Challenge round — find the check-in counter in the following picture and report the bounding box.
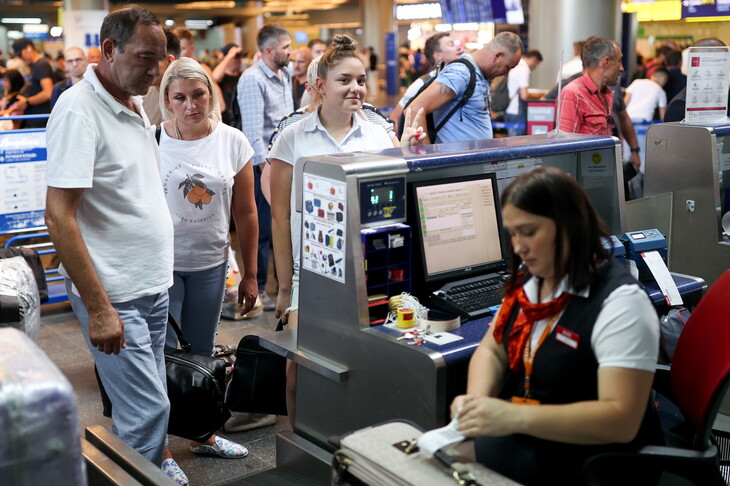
[259,133,627,473]
[259,132,713,481]
[629,122,730,286]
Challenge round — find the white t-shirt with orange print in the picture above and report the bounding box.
[159,121,254,272]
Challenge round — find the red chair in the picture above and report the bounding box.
[585,270,730,485]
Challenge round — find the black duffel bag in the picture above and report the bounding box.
[165,314,231,442]
[97,314,230,443]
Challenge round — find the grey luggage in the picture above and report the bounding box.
[0,328,86,485]
[0,255,41,339]
[332,420,520,486]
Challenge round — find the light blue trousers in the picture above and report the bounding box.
[67,281,170,465]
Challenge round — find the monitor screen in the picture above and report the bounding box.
[438,0,524,24]
[411,172,506,283]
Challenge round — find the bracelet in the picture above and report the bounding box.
[630,146,640,153]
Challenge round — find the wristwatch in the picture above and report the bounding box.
[630,146,640,153]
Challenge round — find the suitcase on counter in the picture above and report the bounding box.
[331,420,520,486]
[0,328,86,486]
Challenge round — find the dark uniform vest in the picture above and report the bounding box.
[476,259,662,485]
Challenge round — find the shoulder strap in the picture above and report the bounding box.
[268,108,307,151]
[167,313,192,351]
[429,57,477,142]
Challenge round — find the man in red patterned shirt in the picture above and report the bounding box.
[558,37,624,137]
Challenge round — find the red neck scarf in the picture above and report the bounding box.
[492,282,572,371]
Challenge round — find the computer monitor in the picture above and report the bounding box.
[410,172,507,287]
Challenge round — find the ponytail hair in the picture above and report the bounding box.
[317,34,363,80]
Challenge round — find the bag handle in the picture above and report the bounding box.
[432,449,481,486]
[167,313,192,352]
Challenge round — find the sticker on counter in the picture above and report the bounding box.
[580,151,611,176]
[487,158,543,195]
[302,174,347,283]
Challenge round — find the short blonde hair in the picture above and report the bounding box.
[159,57,220,121]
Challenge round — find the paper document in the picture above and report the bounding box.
[641,251,683,306]
[422,332,463,345]
[417,416,465,455]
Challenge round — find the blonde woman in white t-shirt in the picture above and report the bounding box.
[268,34,424,426]
[157,57,257,484]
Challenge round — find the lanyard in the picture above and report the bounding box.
[521,313,560,398]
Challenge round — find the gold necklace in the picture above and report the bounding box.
[174,119,212,140]
[112,95,127,106]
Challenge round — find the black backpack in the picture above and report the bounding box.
[489,75,512,113]
[398,58,477,142]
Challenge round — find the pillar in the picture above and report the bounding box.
[529,0,622,90]
[241,1,262,52]
[360,0,396,95]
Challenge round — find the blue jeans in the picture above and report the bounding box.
[166,261,227,355]
[67,281,170,465]
[254,164,271,293]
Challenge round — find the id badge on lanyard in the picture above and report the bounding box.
[511,314,561,405]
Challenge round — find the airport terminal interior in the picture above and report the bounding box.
[2,0,730,484]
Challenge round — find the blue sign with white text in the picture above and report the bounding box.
[0,130,48,233]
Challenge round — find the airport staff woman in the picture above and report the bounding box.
[451,167,662,485]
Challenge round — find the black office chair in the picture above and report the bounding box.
[584,270,730,485]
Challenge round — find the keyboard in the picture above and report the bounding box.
[429,273,506,320]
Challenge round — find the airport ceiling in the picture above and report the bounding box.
[0,0,361,29]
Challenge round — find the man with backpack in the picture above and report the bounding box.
[406,31,523,144]
[389,32,463,129]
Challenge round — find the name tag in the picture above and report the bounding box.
[554,325,580,349]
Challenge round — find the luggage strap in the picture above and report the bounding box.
[451,463,479,486]
[433,448,481,486]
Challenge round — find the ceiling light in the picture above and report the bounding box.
[176,1,235,9]
[50,26,63,37]
[452,22,479,31]
[2,18,42,24]
[24,24,49,33]
[185,19,214,29]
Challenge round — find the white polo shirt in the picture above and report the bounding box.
[506,58,531,115]
[522,275,659,372]
[625,78,667,122]
[268,110,394,268]
[46,65,174,303]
